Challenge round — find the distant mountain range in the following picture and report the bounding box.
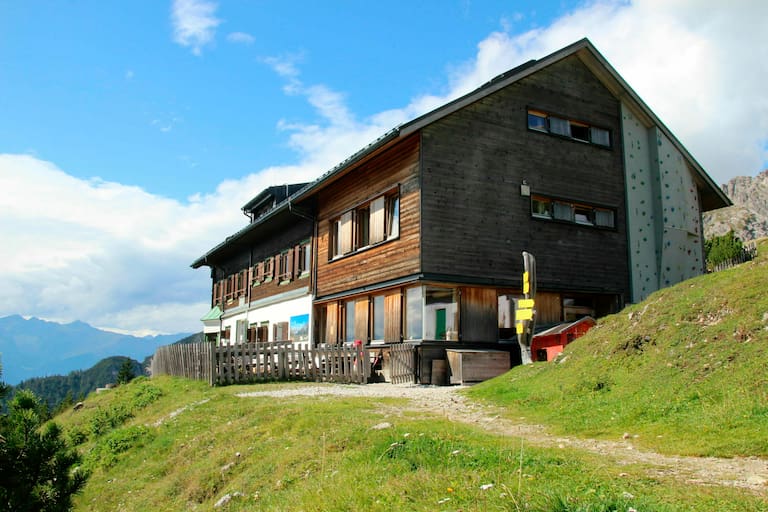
[0,315,191,385]
[704,170,768,242]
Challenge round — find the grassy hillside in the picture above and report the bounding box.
[469,239,768,457]
[50,245,768,510]
[55,377,764,511]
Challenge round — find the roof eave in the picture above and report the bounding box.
[190,201,291,269]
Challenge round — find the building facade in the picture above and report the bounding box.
[192,39,729,380]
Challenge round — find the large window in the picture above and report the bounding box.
[531,195,615,229]
[330,190,400,259]
[404,286,423,340]
[424,287,458,341]
[344,300,356,344]
[527,109,611,148]
[371,295,385,343]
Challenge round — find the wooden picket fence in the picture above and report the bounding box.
[709,241,758,272]
[150,341,401,386]
[389,343,416,384]
[150,342,213,382]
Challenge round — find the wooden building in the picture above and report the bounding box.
[192,39,730,383]
[192,184,314,346]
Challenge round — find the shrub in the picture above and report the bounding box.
[705,230,749,269]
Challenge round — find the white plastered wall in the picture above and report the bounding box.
[621,103,704,302]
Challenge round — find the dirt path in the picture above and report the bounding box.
[237,383,768,495]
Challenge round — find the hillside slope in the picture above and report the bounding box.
[469,238,768,457]
[54,378,766,511]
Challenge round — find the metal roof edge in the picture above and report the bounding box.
[289,128,401,203]
[190,200,292,269]
[399,38,592,137]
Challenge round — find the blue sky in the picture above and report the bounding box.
[1,1,570,200]
[1,1,766,335]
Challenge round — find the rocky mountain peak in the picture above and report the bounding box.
[704,170,768,241]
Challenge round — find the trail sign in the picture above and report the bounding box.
[516,252,537,364]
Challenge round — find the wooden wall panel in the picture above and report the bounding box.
[355,298,369,342]
[325,302,338,345]
[535,292,562,325]
[420,55,629,301]
[315,135,422,297]
[460,287,498,341]
[384,290,402,343]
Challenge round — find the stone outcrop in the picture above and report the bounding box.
[704,170,768,241]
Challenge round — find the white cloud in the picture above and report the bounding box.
[227,31,255,45]
[171,0,221,56]
[0,153,326,334]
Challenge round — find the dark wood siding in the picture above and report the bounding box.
[420,55,629,299]
[315,135,421,297]
[460,287,497,341]
[211,218,313,310]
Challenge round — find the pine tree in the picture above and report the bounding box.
[116,359,135,385]
[0,388,88,511]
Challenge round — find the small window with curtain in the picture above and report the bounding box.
[527,109,611,149]
[590,127,611,147]
[553,201,574,222]
[549,116,570,137]
[531,196,552,218]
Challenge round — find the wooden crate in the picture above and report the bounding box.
[446,349,510,385]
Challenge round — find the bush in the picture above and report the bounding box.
[705,230,748,269]
[85,425,152,470]
[89,404,133,437]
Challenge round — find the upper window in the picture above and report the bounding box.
[297,241,311,276]
[330,189,400,259]
[531,194,615,229]
[527,109,611,148]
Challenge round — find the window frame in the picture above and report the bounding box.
[328,187,401,261]
[526,108,612,148]
[530,194,616,230]
[297,240,311,277]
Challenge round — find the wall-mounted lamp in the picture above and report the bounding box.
[520,179,530,197]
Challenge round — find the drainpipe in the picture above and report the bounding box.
[246,250,253,340]
[287,197,317,346]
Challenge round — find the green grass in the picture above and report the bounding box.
[56,377,766,511]
[468,239,768,457]
[52,241,768,509]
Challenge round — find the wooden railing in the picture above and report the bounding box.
[151,341,383,385]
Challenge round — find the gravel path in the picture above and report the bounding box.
[237,383,768,495]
